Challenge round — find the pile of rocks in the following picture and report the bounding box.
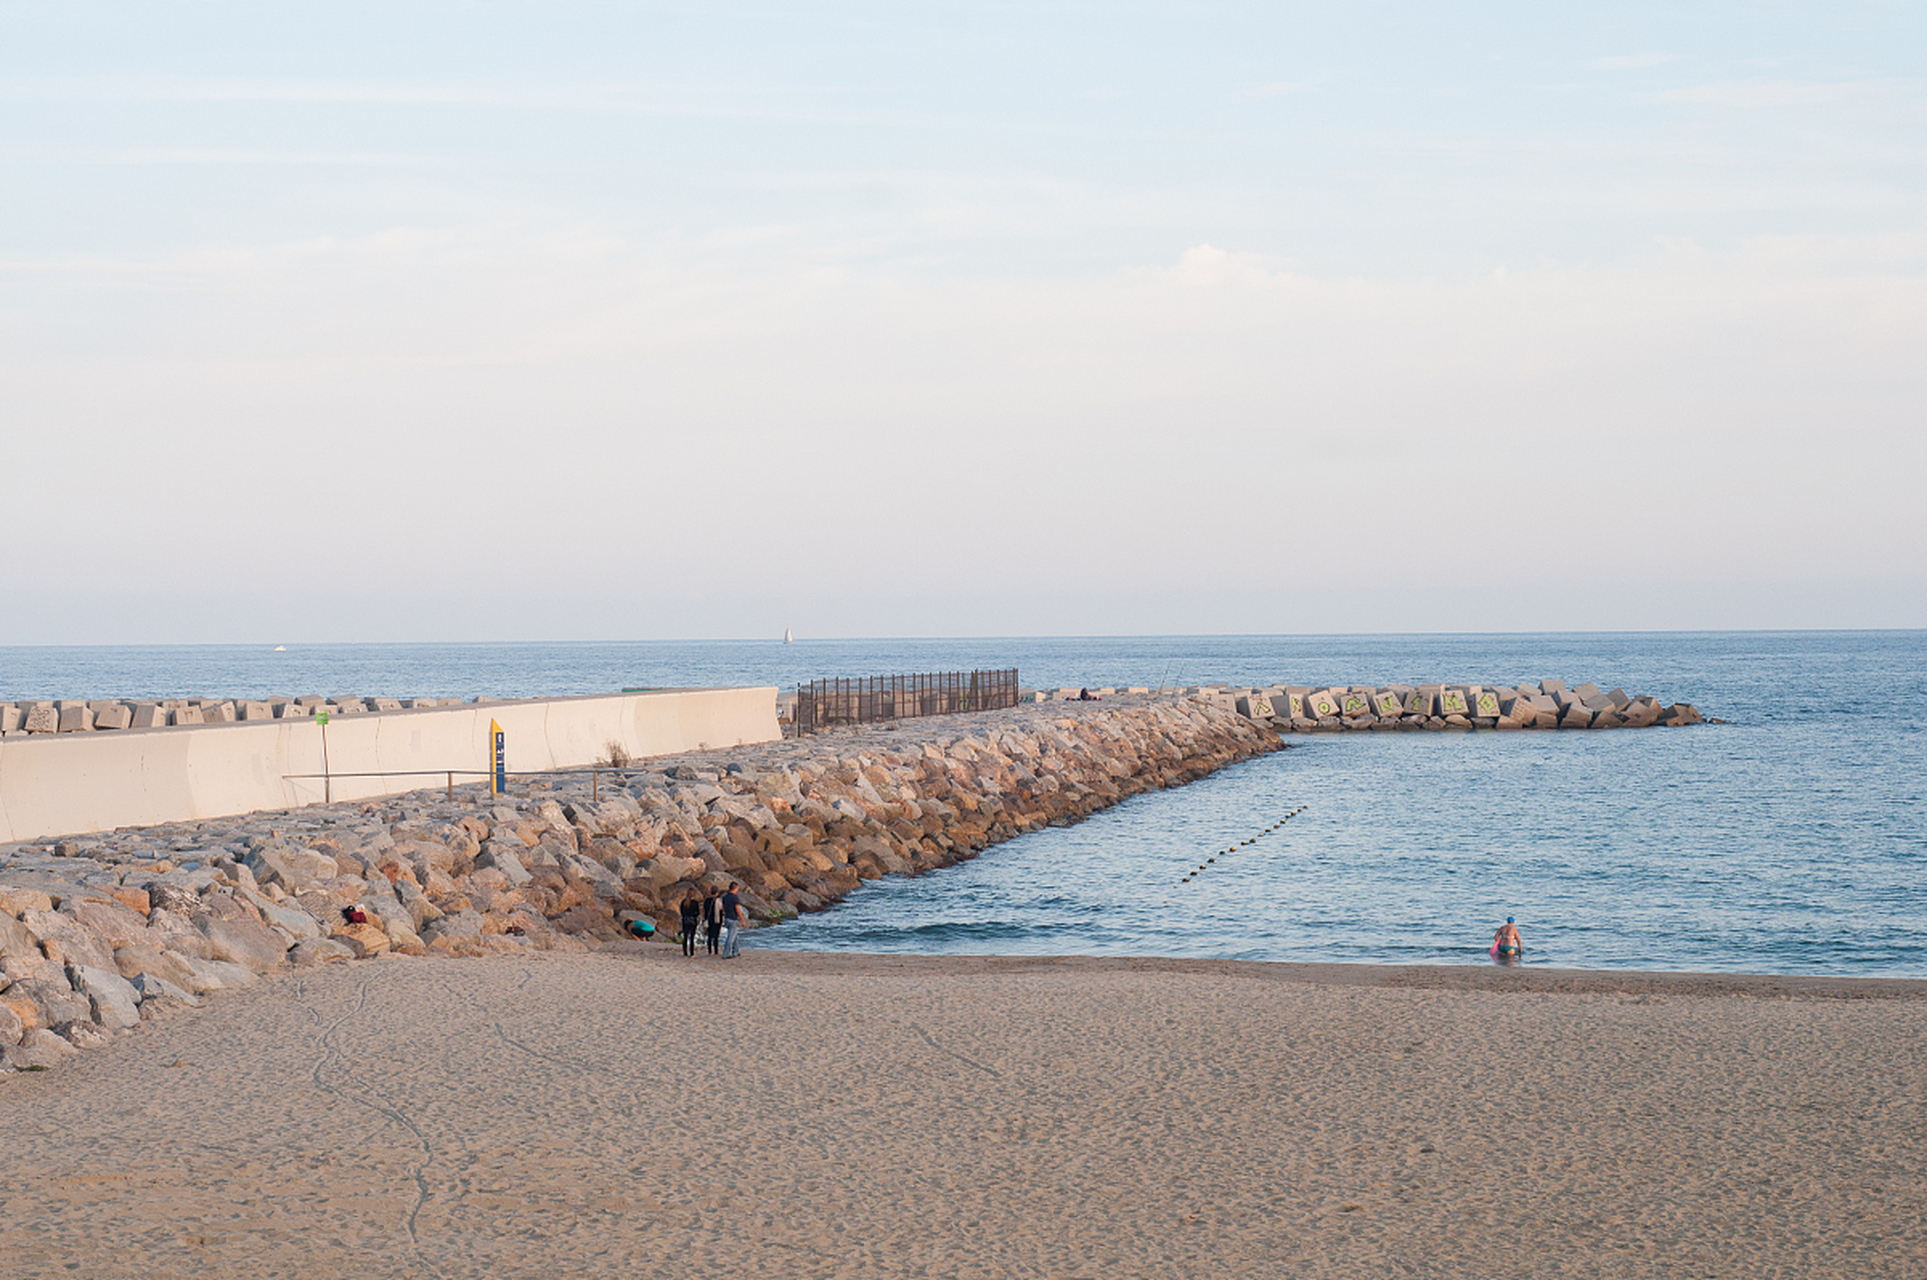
[0,694,1277,1071]
[1211,680,1706,732]
[0,695,475,734]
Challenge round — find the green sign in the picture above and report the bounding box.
[316,711,330,725]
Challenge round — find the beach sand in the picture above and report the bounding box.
[2,950,1922,1279]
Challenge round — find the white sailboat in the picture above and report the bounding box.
[783,626,793,644]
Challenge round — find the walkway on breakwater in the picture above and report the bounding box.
[0,694,1277,1071]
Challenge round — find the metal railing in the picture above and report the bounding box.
[793,668,1019,735]
[283,764,651,803]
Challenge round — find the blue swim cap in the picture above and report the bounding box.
[1506,917,1515,923]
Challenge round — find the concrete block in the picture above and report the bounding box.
[276,702,313,719]
[1437,688,1470,717]
[1539,679,1567,697]
[1405,690,1436,716]
[1606,687,1631,711]
[237,700,275,721]
[296,695,328,707]
[1338,689,1373,718]
[1573,682,1604,702]
[1591,708,1624,729]
[368,697,404,712]
[57,705,94,732]
[1559,704,1594,729]
[1235,695,1274,719]
[23,704,58,734]
[1304,689,1341,718]
[129,704,167,728]
[171,705,206,726]
[1125,687,1150,695]
[92,704,133,730]
[1621,698,1660,728]
[1371,690,1402,717]
[0,703,15,732]
[1471,689,1502,718]
[201,701,236,723]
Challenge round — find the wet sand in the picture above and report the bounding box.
[2,950,1923,1278]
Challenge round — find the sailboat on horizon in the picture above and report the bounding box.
[784,625,793,644]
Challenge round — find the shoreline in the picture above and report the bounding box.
[703,946,1927,999]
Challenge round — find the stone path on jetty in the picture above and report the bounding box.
[0,695,1277,1072]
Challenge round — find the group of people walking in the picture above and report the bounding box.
[678,882,748,958]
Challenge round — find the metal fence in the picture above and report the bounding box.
[793,669,1020,734]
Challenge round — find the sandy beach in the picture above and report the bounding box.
[2,950,1922,1279]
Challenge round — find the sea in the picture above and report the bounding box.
[3,632,1922,978]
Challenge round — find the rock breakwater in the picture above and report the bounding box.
[0,695,1277,1071]
[1212,678,1706,732]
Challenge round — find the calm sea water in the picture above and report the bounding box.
[3,633,1922,976]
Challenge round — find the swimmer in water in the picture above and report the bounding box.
[1493,916,1523,957]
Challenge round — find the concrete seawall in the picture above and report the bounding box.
[0,688,779,844]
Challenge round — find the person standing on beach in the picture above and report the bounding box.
[703,889,724,956]
[720,881,745,958]
[678,892,702,957]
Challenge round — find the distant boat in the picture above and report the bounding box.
[784,626,793,644]
[273,645,286,652]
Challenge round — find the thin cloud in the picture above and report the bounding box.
[1236,79,1320,101]
[1589,53,1678,70]
[1655,81,1858,107]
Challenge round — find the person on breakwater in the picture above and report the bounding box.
[1493,917,1523,960]
[679,892,702,957]
[703,889,724,956]
[721,881,746,958]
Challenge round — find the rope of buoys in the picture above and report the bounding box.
[1181,806,1307,883]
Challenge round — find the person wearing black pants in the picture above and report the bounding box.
[703,890,724,956]
[679,892,702,957]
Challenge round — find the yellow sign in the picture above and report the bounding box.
[490,719,506,794]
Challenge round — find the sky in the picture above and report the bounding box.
[2,1,1923,643]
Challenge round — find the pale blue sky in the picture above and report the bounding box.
[3,2,1923,641]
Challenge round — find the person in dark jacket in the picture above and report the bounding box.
[678,892,702,957]
[703,889,724,956]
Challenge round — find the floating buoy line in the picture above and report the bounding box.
[1181,806,1307,884]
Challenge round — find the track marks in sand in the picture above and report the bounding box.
[300,974,448,1278]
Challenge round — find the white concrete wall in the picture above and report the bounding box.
[0,687,778,843]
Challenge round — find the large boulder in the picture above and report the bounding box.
[330,922,390,958]
[13,978,91,1030]
[236,889,322,943]
[179,956,257,991]
[2,1028,79,1070]
[0,913,40,963]
[475,845,532,886]
[64,898,152,951]
[196,915,288,973]
[245,844,340,892]
[129,972,201,1007]
[288,937,357,967]
[421,910,484,945]
[68,964,142,1029]
[20,909,117,971]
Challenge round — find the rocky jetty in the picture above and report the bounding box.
[1212,679,1707,732]
[0,695,1276,1071]
[0,694,474,734]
